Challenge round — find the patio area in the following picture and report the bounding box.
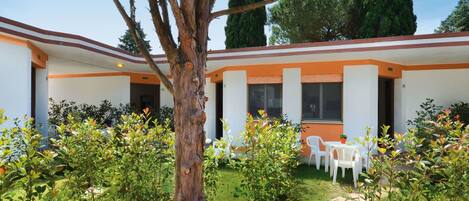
[215,165,358,201]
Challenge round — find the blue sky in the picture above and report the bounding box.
[0,0,460,54]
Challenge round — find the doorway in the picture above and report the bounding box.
[378,78,394,138]
[130,84,160,114]
[215,82,223,140]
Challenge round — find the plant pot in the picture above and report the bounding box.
[340,138,347,144]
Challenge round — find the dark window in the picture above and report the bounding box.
[248,84,282,118]
[302,83,341,121]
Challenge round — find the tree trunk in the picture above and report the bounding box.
[172,55,206,201]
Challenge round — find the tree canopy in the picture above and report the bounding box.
[118,22,152,54]
[269,0,348,45]
[435,0,469,33]
[346,0,417,39]
[225,0,267,48]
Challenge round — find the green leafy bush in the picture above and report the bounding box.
[0,116,58,201]
[48,99,132,128]
[105,113,175,201]
[232,111,301,201]
[361,112,469,200]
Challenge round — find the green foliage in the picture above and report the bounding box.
[155,106,174,131]
[231,111,301,201]
[448,101,469,126]
[203,146,221,201]
[339,133,347,139]
[48,99,132,128]
[0,117,58,201]
[360,114,469,200]
[346,0,417,39]
[105,113,175,201]
[269,0,348,45]
[435,0,469,33]
[117,22,152,54]
[52,116,112,200]
[225,0,267,48]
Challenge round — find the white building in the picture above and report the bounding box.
[1,17,469,154]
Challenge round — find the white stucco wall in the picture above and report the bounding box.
[0,42,31,128]
[204,78,216,140]
[223,70,247,145]
[282,68,302,123]
[401,68,469,130]
[35,68,49,135]
[49,76,130,106]
[160,83,174,108]
[343,65,379,140]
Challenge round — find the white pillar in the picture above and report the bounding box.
[36,68,49,135]
[282,68,302,123]
[343,65,378,140]
[0,42,31,128]
[223,70,247,145]
[160,82,173,108]
[204,78,216,140]
[393,78,405,133]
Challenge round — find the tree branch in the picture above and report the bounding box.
[209,0,276,21]
[148,0,177,59]
[113,0,174,95]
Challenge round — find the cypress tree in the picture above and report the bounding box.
[435,0,469,33]
[118,22,152,54]
[225,0,267,49]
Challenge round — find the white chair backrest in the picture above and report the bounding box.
[331,145,360,162]
[306,136,323,151]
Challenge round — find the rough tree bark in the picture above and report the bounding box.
[113,1,276,200]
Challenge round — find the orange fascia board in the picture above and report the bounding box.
[302,74,342,83]
[48,72,161,85]
[404,63,469,71]
[48,72,129,79]
[0,34,48,68]
[209,59,404,83]
[247,76,282,84]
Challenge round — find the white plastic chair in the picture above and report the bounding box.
[306,136,326,170]
[330,145,361,188]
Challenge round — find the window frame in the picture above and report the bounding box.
[248,83,283,118]
[301,82,342,122]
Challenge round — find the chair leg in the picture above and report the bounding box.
[342,167,345,178]
[315,155,320,170]
[308,153,313,166]
[332,162,338,184]
[352,166,357,188]
[329,158,334,177]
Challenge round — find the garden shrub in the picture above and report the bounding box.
[48,99,132,128]
[232,111,301,201]
[0,116,58,201]
[104,113,175,201]
[361,111,469,200]
[52,116,112,200]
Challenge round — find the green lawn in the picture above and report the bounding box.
[215,164,356,201]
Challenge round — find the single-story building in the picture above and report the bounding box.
[1,17,469,153]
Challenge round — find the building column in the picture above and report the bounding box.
[35,68,49,135]
[282,68,302,123]
[204,78,216,140]
[160,81,174,108]
[343,65,379,140]
[223,70,247,145]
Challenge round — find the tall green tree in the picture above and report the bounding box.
[117,0,151,54]
[346,0,417,39]
[435,0,469,33]
[269,0,348,45]
[225,0,267,48]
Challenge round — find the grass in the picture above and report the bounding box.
[5,165,356,201]
[215,164,356,201]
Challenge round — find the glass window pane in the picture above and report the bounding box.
[266,84,282,118]
[322,83,342,120]
[302,84,320,120]
[248,85,265,117]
